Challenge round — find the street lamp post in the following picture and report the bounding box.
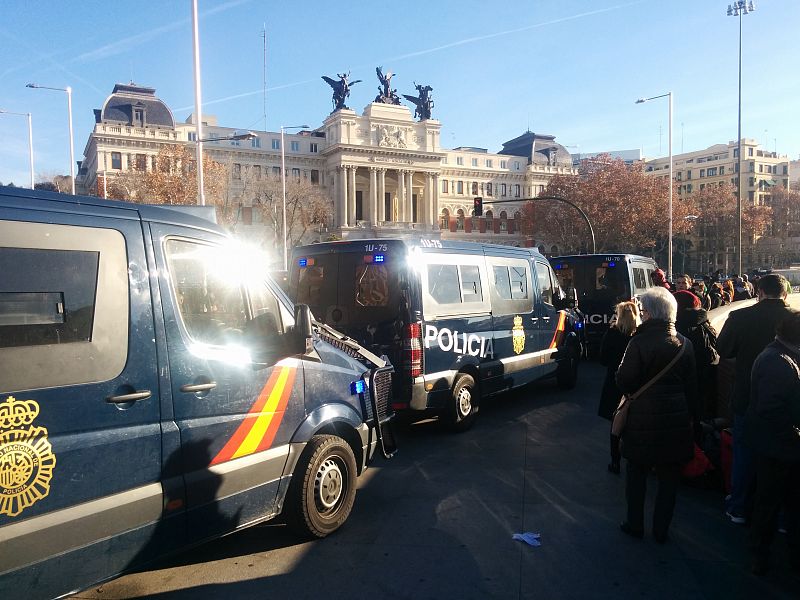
[280,125,309,271]
[0,109,34,189]
[191,0,206,205]
[25,84,73,194]
[636,92,673,281]
[727,1,755,276]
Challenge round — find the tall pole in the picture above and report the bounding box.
[1,109,36,189]
[281,126,287,271]
[66,87,75,194]
[191,0,206,205]
[26,112,34,190]
[736,8,743,276]
[636,92,673,280]
[668,91,673,282]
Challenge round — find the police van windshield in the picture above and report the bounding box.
[291,250,405,348]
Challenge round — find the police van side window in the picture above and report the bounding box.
[427,264,461,304]
[459,265,483,302]
[534,262,554,305]
[632,267,648,294]
[0,220,128,392]
[488,259,532,316]
[166,239,248,345]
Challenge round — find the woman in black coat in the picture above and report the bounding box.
[674,290,719,421]
[598,301,640,473]
[616,287,699,543]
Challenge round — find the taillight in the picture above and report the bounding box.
[404,321,424,378]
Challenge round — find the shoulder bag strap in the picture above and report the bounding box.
[629,340,686,401]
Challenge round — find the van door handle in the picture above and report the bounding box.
[542,316,551,322]
[180,382,217,393]
[530,317,539,323]
[106,390,152,404]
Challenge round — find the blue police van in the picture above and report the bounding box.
[550,253,659,356]
[288,238,582,431]
[0,187,395,599]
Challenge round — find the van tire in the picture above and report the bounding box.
[556,347,579,390]
[445,374,479,432]
[286,434,358,538]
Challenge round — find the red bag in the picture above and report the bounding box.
[682,442,714,478]
[720,428,733,494]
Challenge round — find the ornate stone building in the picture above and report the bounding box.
[77,83,575,249]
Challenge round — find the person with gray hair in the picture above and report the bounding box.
[615,286,699,543]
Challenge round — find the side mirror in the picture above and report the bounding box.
[293,303,314,354]
[560,287,578,309]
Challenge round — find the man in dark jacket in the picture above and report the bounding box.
[746,310,800,575]
[616,287,698,543]
[717,274,793,524]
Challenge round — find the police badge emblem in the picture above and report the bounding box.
[0,396,56,517]
[512,315,525,355]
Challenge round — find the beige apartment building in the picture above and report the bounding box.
[644,141,793,271]
[77,83,575,252]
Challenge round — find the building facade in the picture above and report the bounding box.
[77,84,575,252]
[643,140,793,271]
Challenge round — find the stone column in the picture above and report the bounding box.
[369,167,378,226]
[397,169,405,222]
[406,170,414,222]
[339,166,348,228]
[425,173,434,226]
[432,174,440,228]
[378,168,386,222]
[347,166,357,225]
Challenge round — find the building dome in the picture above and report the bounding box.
[498,131,573,168]
[94,83,175,128]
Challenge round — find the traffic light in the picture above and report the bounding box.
[473,196,483,216]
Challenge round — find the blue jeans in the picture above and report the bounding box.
[727,414,756,518]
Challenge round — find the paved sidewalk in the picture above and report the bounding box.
[75,361,798,599]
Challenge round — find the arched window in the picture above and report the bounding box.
[456,209,465,231]
[485,210,493,220]
[440,208,450,230]
[500,210,508,231]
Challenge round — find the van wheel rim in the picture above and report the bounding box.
[315,457,345,511]
[456,387,472,417]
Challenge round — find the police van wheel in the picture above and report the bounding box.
[287,434,358,538]
[445,374,479,432]
[556,347,579,390]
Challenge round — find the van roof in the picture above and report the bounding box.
[551,253,657,264]
[0,185,223,233]
[295,237,547,258]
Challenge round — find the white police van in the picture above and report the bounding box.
[289,239,582,431]
[0,187,395,599]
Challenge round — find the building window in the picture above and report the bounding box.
[500,160,507,169]
[686,170,692,180]
[442,179,449,194]
[471,158,478,167]
[310,169,319,184]
[720,166,725,175]
[456,181,464,194]
[272,166,281,177]
[232,164,241,180]
[187,132,197,142]
[700,169,705,178]
[749,162,755,172]
[292,168,300,181]
[456,156,464,166]
[471,182,478,195]
[748,147,753,157]
[708,167,717,176]
[133,108,144,127]
[230,139,240,146]
[310,142,318,153]
[251,137,261,148]
[486,182,492,196]
[514,161,520,171]
[111,152,122,170]
[501,183,507,197]
[272,139,280,150]
[290,141,300,152]
[486,159,493,168]
[135,154,147,171]
[514,184,520,198]
[253,165,261,180]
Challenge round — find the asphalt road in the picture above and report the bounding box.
[73,355,799,600]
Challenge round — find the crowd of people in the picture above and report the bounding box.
[596,270,799,577]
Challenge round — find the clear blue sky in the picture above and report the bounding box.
[1,0,798,186]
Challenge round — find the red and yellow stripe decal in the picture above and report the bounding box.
[548,311,568,349]
[210,364,297,466]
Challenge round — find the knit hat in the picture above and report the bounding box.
[650,268,671,290]
[674,290,701,310]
